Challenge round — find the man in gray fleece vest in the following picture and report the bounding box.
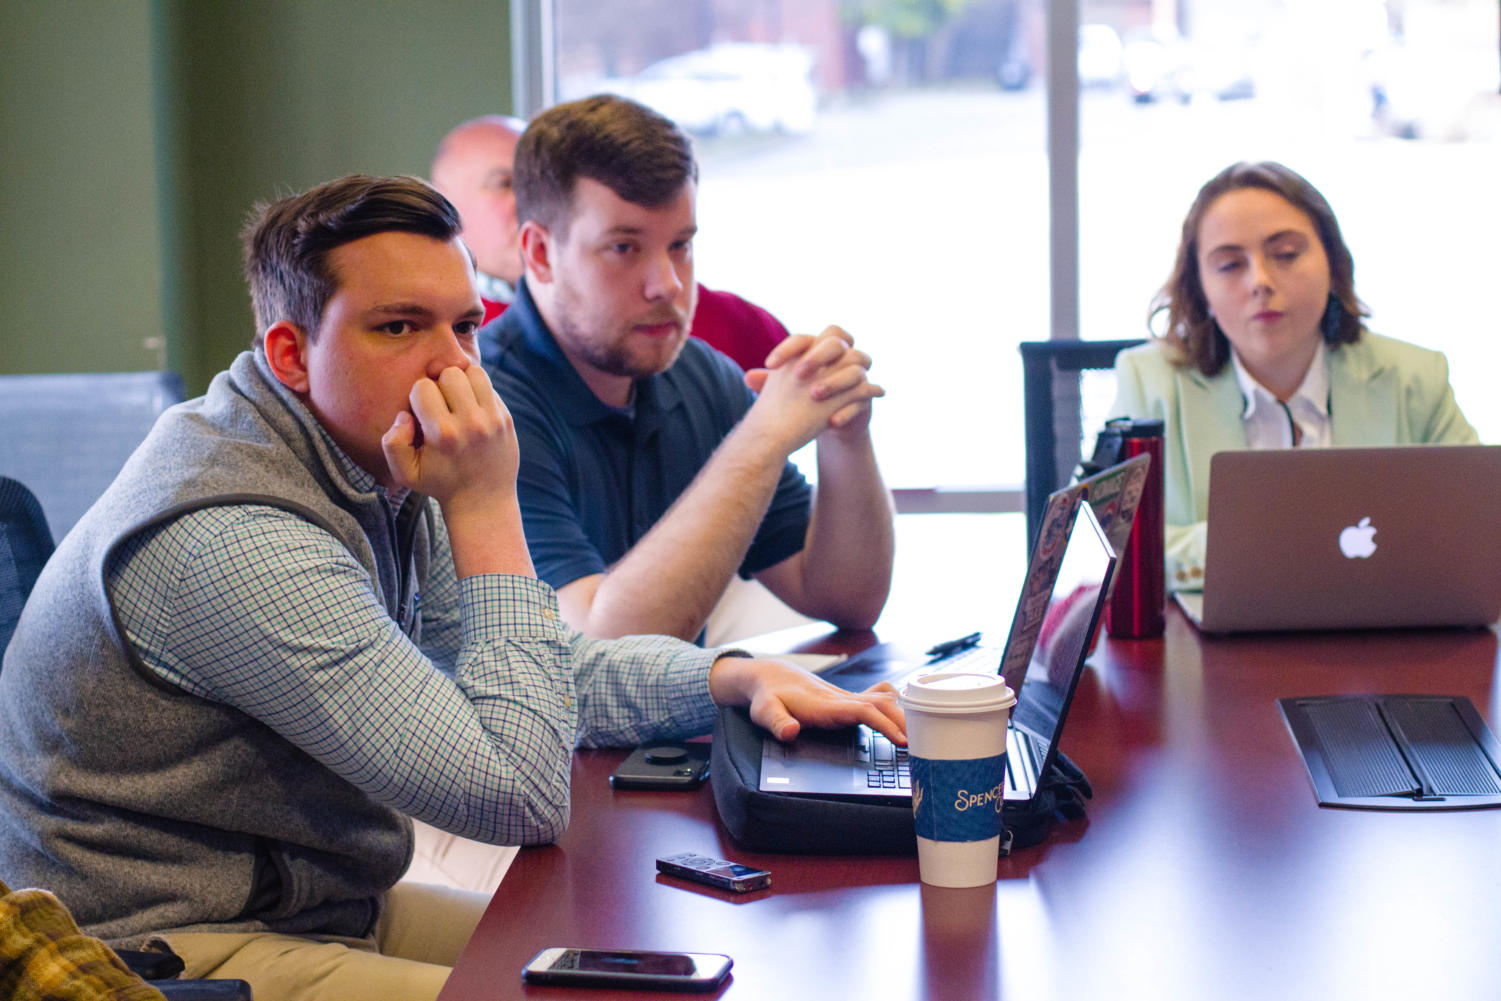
[0,175,906,1000]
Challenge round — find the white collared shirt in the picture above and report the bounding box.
[1232,342,1332,449]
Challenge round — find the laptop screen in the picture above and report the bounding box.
[1008,501,1116,773]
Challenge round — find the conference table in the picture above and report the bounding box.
[437,608,1501,1001]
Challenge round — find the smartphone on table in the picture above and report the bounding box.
[521,947,732,991]
[608,740,711,790]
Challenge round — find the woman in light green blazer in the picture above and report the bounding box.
[1110,161,1477,590]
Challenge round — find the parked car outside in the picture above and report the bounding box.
[598,42,818,137]
[1367,38,1498,140]
[1078,23,1123,90]
[1121,26,1194,103]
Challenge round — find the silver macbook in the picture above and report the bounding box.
[1176,445,1501,633]
[758,495,1117,805]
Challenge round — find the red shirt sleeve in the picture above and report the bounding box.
[689,285,789,372]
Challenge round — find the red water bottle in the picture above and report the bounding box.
[1102,418,1165,639]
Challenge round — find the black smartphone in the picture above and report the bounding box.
[657,852,771,893]
[521,947,732,991]
[609,741,711,790]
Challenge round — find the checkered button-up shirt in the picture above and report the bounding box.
[105,435,721,846]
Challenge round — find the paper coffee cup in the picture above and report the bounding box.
[900,672,1017,888]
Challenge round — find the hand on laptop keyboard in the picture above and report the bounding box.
[708,654,907,745]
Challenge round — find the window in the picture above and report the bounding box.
[525,0,1501,495]
[1079,0,1501,444]
[544,0,1049,499]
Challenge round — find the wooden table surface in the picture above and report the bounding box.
[438,610,1501,1001]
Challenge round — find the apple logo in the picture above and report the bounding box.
[1338,516,1377,559]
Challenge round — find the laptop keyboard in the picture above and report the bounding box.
[862,730,910,789]
[860,645,999,790]
[862,727,1038,795]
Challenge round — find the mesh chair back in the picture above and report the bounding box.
[1019,339,1144,546]
[0,476,55,658]
[0,371,184,543]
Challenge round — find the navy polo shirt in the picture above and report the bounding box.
[479,280,813,594]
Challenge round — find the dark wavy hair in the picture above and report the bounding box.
[513,94,697,239]
[242,174,462,347]
[1149,161,1367,376]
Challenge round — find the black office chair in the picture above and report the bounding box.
[1019,338,1145,547]
[1,475,251,999]
[0,477,54,657]
[0,371,185,543]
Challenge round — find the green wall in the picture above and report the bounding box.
[2,0,512,393]
[1,1,165,374]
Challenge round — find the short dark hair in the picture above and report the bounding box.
[513,95,698,239]
[1149,161,1367,376]
[241,174,462,346]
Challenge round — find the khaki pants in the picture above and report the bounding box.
[166,881,490,1001]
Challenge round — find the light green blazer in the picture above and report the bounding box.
[1109,332,1479,589]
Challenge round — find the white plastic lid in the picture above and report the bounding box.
[900,672,1017,713]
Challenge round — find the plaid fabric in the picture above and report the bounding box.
[0,879,165,1001]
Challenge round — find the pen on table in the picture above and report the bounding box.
[925,631,982,660]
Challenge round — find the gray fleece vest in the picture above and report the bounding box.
[0,351,432,942]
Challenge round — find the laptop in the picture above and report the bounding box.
[758,490,1118,805]
[1175,445,1501,633]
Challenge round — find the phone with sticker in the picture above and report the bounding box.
[609,741,711,790]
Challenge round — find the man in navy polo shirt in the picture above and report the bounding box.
[480,94,894,643]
